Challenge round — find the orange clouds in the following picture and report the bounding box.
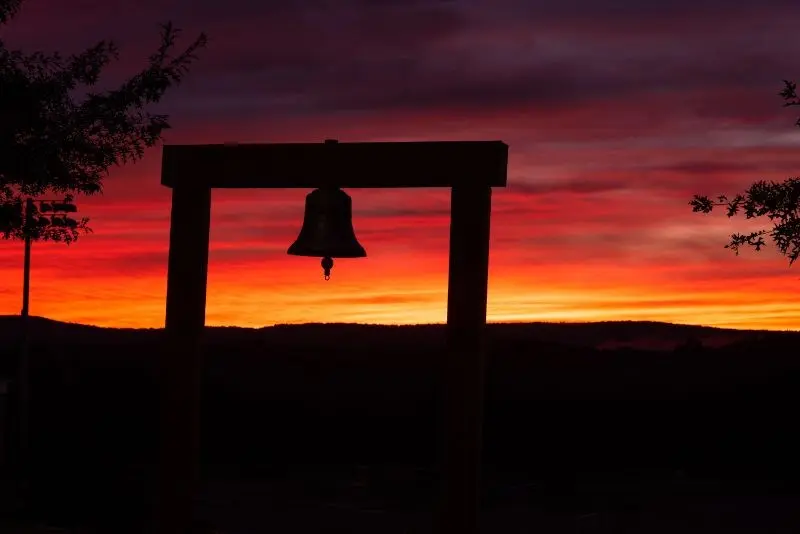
[2,124,800,330]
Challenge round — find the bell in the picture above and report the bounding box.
[288,187,366,280]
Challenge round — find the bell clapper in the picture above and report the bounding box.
[286,183,366,280]
[321,256,334,281]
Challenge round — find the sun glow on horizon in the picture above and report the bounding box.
[2,250,798,331]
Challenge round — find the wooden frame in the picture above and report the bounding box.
[161,140,508,189]
[157,139,509,534]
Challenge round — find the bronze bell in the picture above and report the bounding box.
[287,186,366,280]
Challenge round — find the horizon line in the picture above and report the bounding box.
[2,315,797,334]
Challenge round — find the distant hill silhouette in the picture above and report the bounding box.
[0,315,788,354]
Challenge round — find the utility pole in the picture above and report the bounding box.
[8,197,82,507]
[14,199,33,497]
[14,198,34,493]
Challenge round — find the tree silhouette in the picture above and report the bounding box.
[0,0,207,243]
[690,80,800,265]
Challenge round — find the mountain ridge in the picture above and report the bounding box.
[0,315,795,352]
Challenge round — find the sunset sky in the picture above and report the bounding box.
[2,0,800,330]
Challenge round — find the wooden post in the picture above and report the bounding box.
[440,185,492,534]
[156,140,506,533]
[158,184,212,534]
[21,199,32,317]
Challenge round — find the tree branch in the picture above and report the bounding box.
[0,0,207,242]
[690,178,800,265]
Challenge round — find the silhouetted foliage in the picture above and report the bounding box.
[0,0,207,242]
[780,79,800,127]
[0,0,20,24]
[690,80,800,264]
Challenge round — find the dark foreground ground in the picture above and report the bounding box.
[4,466,800,533]
[191,467,800,534]
[1,320,800,532]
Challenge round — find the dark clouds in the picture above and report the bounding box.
[656,161,767,175]
[8,0,796,121]
[509,177,630,195]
